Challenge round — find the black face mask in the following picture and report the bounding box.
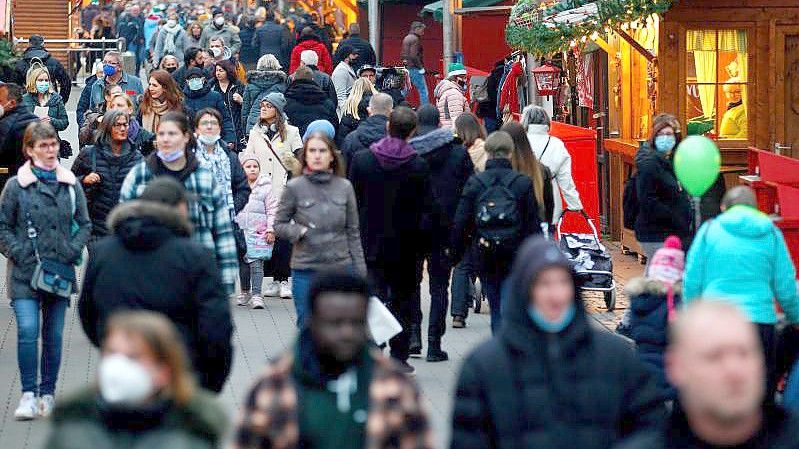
[164,66,177,73]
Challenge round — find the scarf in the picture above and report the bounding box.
[162,23,181,55]
[141,98,170,133]
[195,142,234,215]
[31,165,58,184]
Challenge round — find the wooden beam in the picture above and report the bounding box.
[592,36,613,55]
[613,28,657,62]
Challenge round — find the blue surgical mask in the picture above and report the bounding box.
[654,134,676,154]
[103,63,117,77]
[157,149,185,163]
[35,80,50,94]
[187,77,204,91]
[528,304,576,333]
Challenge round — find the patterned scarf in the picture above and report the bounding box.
[195,142,234,215]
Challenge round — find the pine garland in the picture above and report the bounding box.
[0,38,16,68]
[506,0,673,55]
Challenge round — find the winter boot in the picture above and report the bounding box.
[409,323,422,356]
[426,339,449,362]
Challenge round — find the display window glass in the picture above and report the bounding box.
[685,29,749,140]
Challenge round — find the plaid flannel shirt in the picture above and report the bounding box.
[120,160,238,293]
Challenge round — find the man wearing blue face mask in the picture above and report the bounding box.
[451,237,666,449]
[182,68,237,147]
[89,51,144,111]
[633,113,693,260]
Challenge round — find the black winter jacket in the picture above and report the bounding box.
[634,146,692,242]
[336,94,370,148]
[332,34,376,72]
[211,80,245,147]
[348,141,432,266]
[451,238,666,449]
[410,128,474,241]
[242,69,288,135]
[0,107,38,178]
[341,114,388,166]
[79,200,233,392]
[307,65,338,105]
[71,142,143,237]
[614,406,799,449]
[451,158,541,278]
[283,79,339,137]
[183,83,237,144]
[252,21,292,68]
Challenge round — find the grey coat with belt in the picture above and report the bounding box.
[274,172,366,276]
[0,162,91,299]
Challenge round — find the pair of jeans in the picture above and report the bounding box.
[369,262,417,362]
[407,68,430,105]
[481,275,504,335]
[13,296,69,395]
[127,42,143,75]
[413,246,452,342]
[291,268,316,328]
[451,244,478,318]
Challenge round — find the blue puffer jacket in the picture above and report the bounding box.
[623,277,681,400]
[684,205,799,324]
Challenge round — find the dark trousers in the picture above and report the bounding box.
[482,274,505,335]
[369,261,417,362]
[413,245,452,342]
[451,244,478,318]
[264,237,290,282]
[758,323,777,403]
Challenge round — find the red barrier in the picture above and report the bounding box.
[549,122,599,236]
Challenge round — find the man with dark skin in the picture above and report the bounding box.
[234,271,433,449]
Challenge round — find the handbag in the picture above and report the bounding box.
[245,231,273,260]
[20,188,76,299]
[59,139,73,159]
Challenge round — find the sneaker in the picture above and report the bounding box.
[279,281,292,299]
[396,360,416,375]
[452,316,466,328]
[14,392,37,421]
[235,292,250,307]
[263,281,280,297]
[250,295,265,309]
[39,394,54,418]
[426,348,449,363]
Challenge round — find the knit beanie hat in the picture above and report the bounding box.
[262,92,287,116]
[646,235,685,285]
[239,151,260,167]
[447,62,467,78]
[303,120,336,142]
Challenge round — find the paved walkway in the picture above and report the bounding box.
[0,89,646,448]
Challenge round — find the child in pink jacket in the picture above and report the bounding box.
[236,152,279,309]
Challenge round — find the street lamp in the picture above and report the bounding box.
[531,62,561,97]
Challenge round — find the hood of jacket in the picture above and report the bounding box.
[434,78,462,98]
[410,127,455,156]
[500,237,591,352]
[369,136,417,171]
[625,277,683,315]
[715,204,775,239]
[285,79,327,104]
[246,69,287,90]
[356,114,388,147]
[297,35,323,46]
[108,200,192,250]
[22,46,51,61]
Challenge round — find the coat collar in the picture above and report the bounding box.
[17,161,76,188]
[527,124,549,135]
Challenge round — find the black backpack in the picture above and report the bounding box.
[623,171,638,229]
[474,171,523,256]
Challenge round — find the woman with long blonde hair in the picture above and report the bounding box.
[43,311,228,449]
[21,67,69,133]
[338,77,378,145]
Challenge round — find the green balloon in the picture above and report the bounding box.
[673,136,721,197]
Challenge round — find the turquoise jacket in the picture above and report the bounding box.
[684,205,799,324]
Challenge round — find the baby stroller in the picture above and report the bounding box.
[557,210,616,310]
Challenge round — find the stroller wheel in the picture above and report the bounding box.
[605,289,616,311]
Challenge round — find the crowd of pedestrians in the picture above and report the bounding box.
[1,1,799,449]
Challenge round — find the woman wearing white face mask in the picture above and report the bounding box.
[43,311,227,449]
[120,111,239,295]
[153,13,188,69]
[21,67,69,133]
[0,122,91,420]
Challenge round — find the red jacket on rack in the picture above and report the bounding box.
[499,61,523,117]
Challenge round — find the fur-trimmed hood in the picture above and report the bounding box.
[16,161,76,188]
[246,69,287,88]
[108,200,192,250]
[410,127,456,156]
[624,277,683,298]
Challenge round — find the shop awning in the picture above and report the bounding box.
[421,0,505,22]
[506,0,673,55]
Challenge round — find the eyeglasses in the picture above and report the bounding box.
[199,120,220,126]
[113,122,130,128]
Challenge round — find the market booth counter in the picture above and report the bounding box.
[741,148,799,275]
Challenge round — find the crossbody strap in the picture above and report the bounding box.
[540,136,551,160]
[262,134,289,173]
[19,187,41,263]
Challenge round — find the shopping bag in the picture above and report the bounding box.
[368,296,402,346]
[245,231,273,260]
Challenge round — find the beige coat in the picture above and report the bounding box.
[244,123,303,202]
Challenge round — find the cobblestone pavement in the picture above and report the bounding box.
[0,92,645,448]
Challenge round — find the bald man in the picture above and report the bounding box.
[615,301,799,449]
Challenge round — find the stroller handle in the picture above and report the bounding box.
[556,209,600,243]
